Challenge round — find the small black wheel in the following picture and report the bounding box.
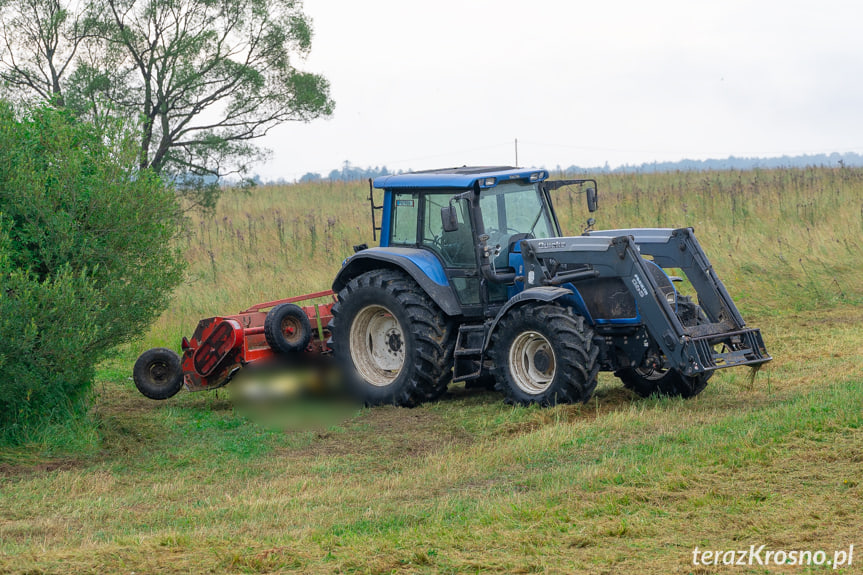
[616,367,711,399]
[489,303,599,406]
[264,303,312,353]
[133,347,184,400]
[331,269,455,407]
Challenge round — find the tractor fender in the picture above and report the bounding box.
[483,286,576,351]
[332,247,462,316]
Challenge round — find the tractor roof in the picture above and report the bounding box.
[373,166,550,190]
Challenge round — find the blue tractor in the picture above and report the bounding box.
[330,166,770,406]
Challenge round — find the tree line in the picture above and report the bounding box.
[557,152,863,176]
[280,153,863,185]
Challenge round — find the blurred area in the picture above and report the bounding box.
[228,360,360,432]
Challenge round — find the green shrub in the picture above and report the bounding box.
[0,103,184,444]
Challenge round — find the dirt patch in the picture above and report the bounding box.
[500,386,637,436]
[291,405,473,461]
[0,457,85,480]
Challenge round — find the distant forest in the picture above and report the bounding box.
[261,152,863,185]
[557,151,863,176]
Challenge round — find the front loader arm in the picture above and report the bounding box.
[588,227,744,329]
[520,229,771,376]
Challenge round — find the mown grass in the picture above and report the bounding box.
[2,166,862,574]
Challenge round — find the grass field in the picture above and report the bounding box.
[1,167,862,574]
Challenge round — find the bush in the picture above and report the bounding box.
[0,103,184,444]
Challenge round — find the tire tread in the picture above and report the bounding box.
[331,269,455,406]
[489,303,599,406]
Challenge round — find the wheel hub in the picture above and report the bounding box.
[349,305,406,387]
[386,330,403,353]
[532,349,551,373]
[281,317,299,342]
[508,330,556,395]
[149,362,170,383]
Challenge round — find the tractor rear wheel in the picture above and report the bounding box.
[331,270,455,407]
[264,303,312,354]
[133,347,184,400]
[615,367,711,399]
[489,303,599,406]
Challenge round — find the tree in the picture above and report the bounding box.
[0,102,185,443]
[0,0,334,207]
[0,0,92,106]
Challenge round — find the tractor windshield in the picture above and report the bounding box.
[479,181,557,243]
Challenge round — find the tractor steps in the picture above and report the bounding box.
[453,324,488,381]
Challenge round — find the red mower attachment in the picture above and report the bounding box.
[133,290,335,400]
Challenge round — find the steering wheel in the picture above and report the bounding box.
[487,227,520,235]
[429,233,463,264]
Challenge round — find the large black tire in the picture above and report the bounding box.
[615,367,711,399]
[616,292,712,399]
[331,269,455,407]
[264,303,312,354]
[133,347,184,400]
[489,303,599,406]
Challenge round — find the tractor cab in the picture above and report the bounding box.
[362,167,596,317]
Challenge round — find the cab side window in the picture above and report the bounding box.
[390,193,419,245]
[422,195,473,267]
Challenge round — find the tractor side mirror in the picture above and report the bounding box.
[441,205,459,232]
[586,187,598,213]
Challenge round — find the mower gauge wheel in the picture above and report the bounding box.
[133,347,184,400]
[264,303,313,354]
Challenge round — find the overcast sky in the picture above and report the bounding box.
[256,0,863,180]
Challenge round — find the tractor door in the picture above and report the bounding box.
[476,181,561,302]
[419,193,485,315]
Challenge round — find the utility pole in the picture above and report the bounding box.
[514,138,518,167]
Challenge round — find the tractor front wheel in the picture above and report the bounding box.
[615,367,711,399]
[331,270,454,407]
[133,347,184,400]
[490,304,599,406]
